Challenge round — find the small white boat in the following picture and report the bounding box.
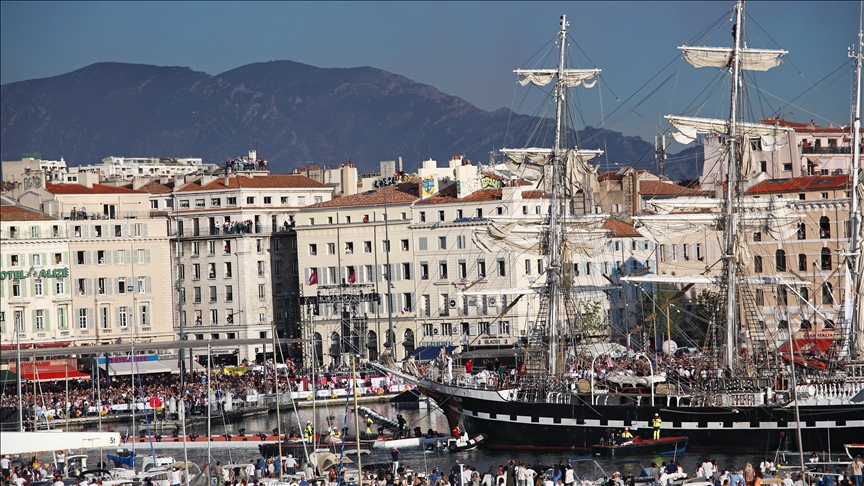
[447,433,486,452]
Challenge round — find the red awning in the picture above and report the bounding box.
[778,339,835,353]
[19,370,91,382]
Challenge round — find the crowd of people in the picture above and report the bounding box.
[225,157,267,172]
[0,360,390,425]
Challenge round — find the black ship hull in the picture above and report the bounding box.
[415,381,864,453]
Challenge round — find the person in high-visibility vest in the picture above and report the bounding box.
[651,414,662,440]
[365,415,373,435]
[303,421,314,442]
[621,429,634,441]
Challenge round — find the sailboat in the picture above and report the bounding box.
[375,4,864,452]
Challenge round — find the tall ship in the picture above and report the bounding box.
[377,2,864,452]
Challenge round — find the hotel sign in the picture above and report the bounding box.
[0,267,69,280]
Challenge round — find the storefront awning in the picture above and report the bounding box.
[163,360,206,374]
[407,345,457,362]
[100,361,171,375]
[21,369,90,382]
[11,361,90,382]
[778,339,836,353]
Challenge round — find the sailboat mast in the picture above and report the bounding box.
[723,0,745,370]
[548,15,569,375]
[847,25,864,360]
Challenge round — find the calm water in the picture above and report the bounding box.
[67,400,842,477]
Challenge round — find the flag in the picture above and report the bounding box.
[401,307,409,315]
[348,269,356,285]
[309,269,318,285]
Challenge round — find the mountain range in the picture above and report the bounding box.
[0,61,701,179]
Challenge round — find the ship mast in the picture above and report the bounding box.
[846,23,864,360]
[722,1,744,370]
[548,15,569,374]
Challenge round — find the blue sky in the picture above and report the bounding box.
[1,1,860,142]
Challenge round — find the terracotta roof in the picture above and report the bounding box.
[522,190,551,199]
[0,205,58,222]
[639,181,707,196]
[306,181,419,209]
[415,185,502,205]
[760,118,860,134]
[46,183,143,195]
[747,175,850,194]
[177,174,328,192]
[602,219,641,237]
[133,180,174,194]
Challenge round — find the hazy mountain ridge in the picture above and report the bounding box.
[1,60,697,177]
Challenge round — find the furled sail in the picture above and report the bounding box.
[472,222,608,258]
[666,115,792,144]
[502,148,602,173]
[516,68,601,87]
[680,46,787,72]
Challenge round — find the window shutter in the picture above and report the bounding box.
[116,307,122,328]
[304,268,309,284]
[124,224,130,237]
[106,251,112,265]
[409,263,414,280]
[143,224,148,237]
[147,277,152,293]
[146,250,151,263]
[44,311,51,331]
[86,279,93,296]
[396,264,402,281]
[126,250,132,264]
[85,252,91,265]
[82,226,89,238]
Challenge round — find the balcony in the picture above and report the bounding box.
[64,211,152,221]
[170,225,293,237]
[801,146,853,155]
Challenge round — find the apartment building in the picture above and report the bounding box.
[170,171,332,362]
[294,181,421,366]
[1,201,73,348]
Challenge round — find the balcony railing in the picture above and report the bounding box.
[170,225,295,237]
[801,146,854,155]
[64,211,153,220]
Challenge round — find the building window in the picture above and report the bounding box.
[208,263,216,278]
[54,252,64,265]
[420,263,429,280]
[12,280,21,297]
[137,276,146,293]
[225,262,232,278]
[820,216,831,238]
[345,242,354,254]
[309,244,317,256]
[525,259,531,275]
[264,196,272,204]
[226,309,234,324]
[439,262,448,279]
[34,279,43,296]
[258,261,265,276]
[775,250,786,272]
[821,248,832,270]
[438,210,445,222]
[419,211,426,222]
[210,309,219,326]
[402,262,411,280]
[755,289,764,306]
[822,282,834,304]
[438,237,447,250]
[423,323,434,337]
[78,309,88,329]
[55,278,65,295]
[383,240,390,252]
[456,235,466,249]
[118,278,126,294]
[225,285,233,302]
[478,260,486,278]
[458,261,467,279]
[209,286,217,302]
[754,256,763,273]
[777,286,787,306]
[194,287,202,303]
[328,243,336,255]
[246,197,255,204]
[193,263,201,279]
[798,254,807,271]
[140,305,149,326]
[35,310,44,330]
[298,196,306,205]
[179,200,190,209]
[498,259,506,276]
[118,307,128,328]
[100,307,109,329]
[401,239,409,251]
[57,308,66,329]
[258,284,266,299]
[314,196,323,204]
[227,197,237,206]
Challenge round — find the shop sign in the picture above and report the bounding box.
[0,267,69,280]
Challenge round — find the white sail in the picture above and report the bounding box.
[516,68,601,87]
[680,46,787,71]
[473,222,608,257]
[666,115,792,143]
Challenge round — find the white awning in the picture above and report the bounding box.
[101,361,172,375]
[163,360,206,374]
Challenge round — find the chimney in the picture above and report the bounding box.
[398,156,403,173]
[132,177,150,190]
[341,164,358,196]
[201,174,219,186]
[454,165,479,198]
[248,149,257,162]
